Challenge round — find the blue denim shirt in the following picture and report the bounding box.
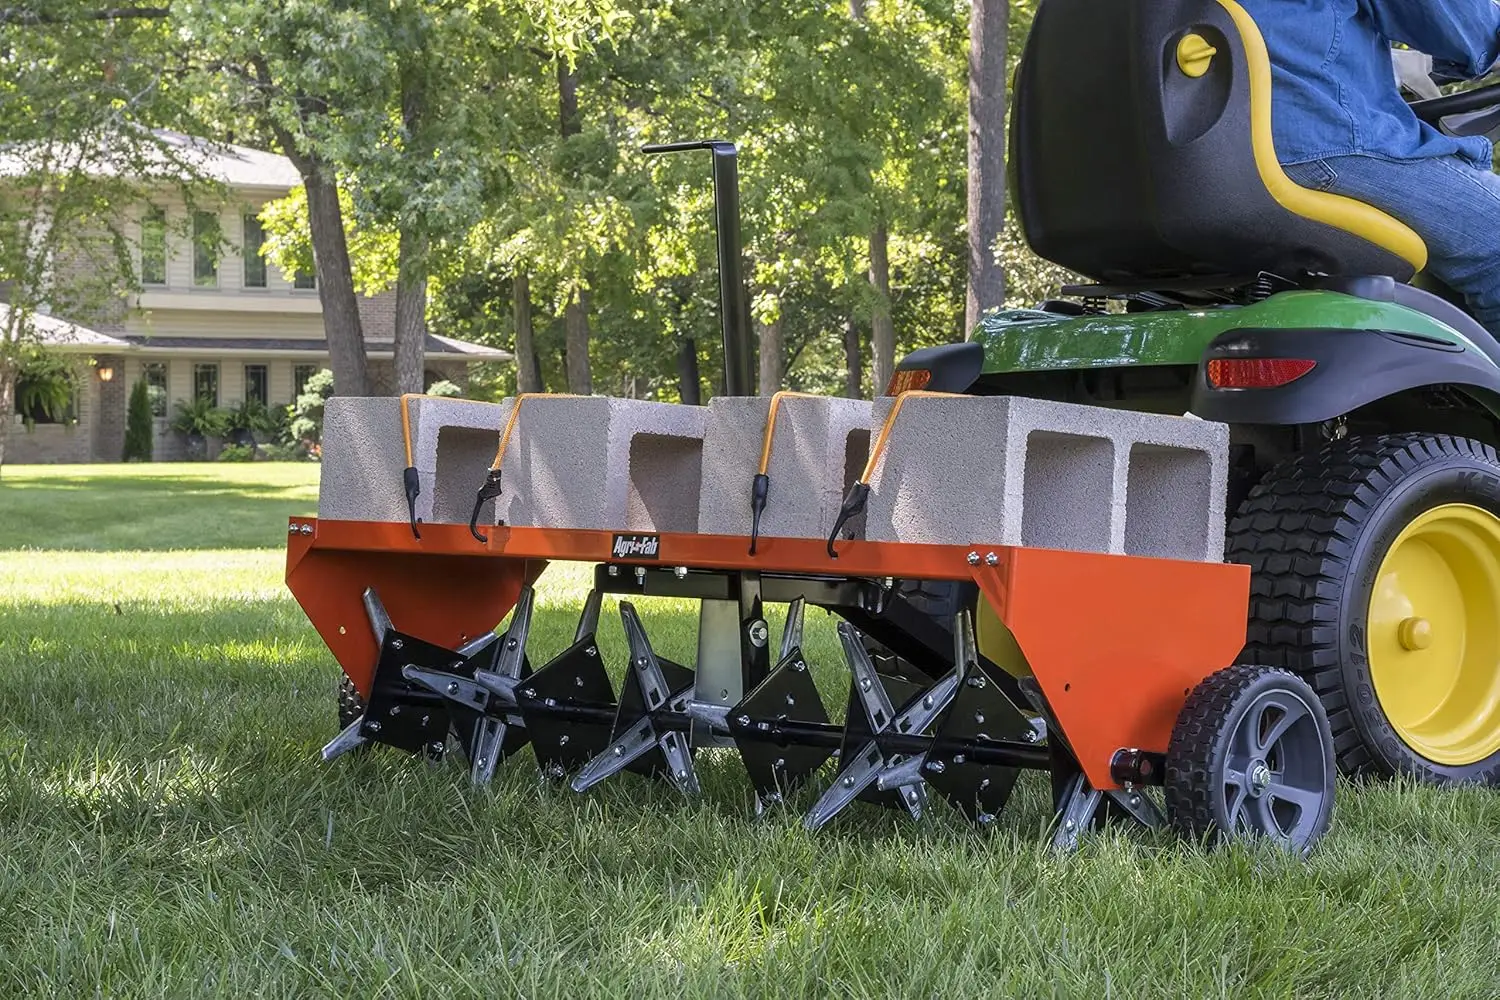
[1241,0,1500,167]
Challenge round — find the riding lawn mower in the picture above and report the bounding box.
[285,0,1500,856]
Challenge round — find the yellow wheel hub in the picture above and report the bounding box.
[1368,503,1500,766]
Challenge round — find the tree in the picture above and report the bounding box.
[966,0,1009,333]
[122,378,153,461]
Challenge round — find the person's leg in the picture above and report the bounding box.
[1285,154,1500,334]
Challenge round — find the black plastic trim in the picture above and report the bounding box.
[1190,327,1500,425]
[890,342,984,394]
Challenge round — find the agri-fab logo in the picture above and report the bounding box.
[611,533,661,560]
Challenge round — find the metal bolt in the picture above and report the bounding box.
[421,715,430,726]
[447,682,459,695]
[966,551,981,565]
[923,695,934,709]
[737,714,752,727]
[967,675,987,689]
[792,660,806,672]
[1023,729,1040,743]
[636,656,649,670]
[559,734,570,745]
[774,758,786,769]
[906,789,918,803]
[977,813,996,826]
[785,694,796,706]
[953,754,966,764]
[634,566,647,582]
[367,720,382,733]
[428,742,445,756]
[586,646,597,658]
[613,746,624,757]
[974,712,985,725]
[927,760,946,774]
[300,524,313,535]
[748,620,769,647]
[288,524,298,535]
[391,639,404,650]
[506,638,518,650]
[390,705,402,716]
[985,552,998,566]
[607,565,620,577]
[676,770,688,781]
[1129,795,1140,807]
[575,676,585,688]
[674,566,688,579]
[477,758,487,768]
[860,677,872,692]
[522,688,536,700]
[451,661,463,670]
[978,777,990,790]
[1065,819,1076,831]
[842,776,855,788]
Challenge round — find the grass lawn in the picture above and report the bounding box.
[3,463,1500,997]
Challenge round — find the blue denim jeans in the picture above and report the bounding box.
[1284,154,1500,336]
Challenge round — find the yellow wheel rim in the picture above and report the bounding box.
[1368,503,1500,766]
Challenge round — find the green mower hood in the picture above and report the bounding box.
[973,290,1490,375]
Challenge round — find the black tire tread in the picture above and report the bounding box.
[1226,432,1500,783]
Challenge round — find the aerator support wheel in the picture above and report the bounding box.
[1230,434,1500,784]
[1166,664,1336,852]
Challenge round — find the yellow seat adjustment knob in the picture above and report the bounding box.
[1398,616,1433,652]
[1177,33,1218,78]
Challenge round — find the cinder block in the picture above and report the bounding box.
[491,397,707,532]
[317,395,511,525]
[864,396,1228,561]
[696,396,873,539]
[317,396,409,523]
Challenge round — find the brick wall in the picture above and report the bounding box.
[357,291,397,341]
[4,357,96,464]
[91,353,127,461]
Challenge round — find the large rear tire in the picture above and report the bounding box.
[1228,433,1500,785]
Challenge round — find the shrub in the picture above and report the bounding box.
[216,443,257,462]
[287,368,334,448]
[262,441,310,462]
[426,379,462,398]
[122,379,154,462]
[170,397,232,439]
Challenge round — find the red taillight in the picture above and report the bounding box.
[1206,358,1316,389]
[886,368,932,395]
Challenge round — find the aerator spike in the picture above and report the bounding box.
[574,589,603,644]
[463,585,535,784]
[362,588,393,648]
[321,715,368,762]
[780,598,805,661]
[571,602,700,795]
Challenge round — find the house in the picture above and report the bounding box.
[5,131,509,463]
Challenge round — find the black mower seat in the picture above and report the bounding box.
[1012,0,1428,284]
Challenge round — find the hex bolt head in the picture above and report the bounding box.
[906,789,918,803]
[792,660,806,672]
[1065,819,1076,831]
[923,695,934,709]
[367,720,382,733]
[446,682,459,695]
[842,776,855,788]
[299,524,313,535]
[774,758,786,769]
[389,705,402,716]
[974,712,986,725]
[506,638,518,650]
[613,746,624,756]
[635,656,649,670]
[477,757,487,768]
[634,566,647,582]
[927,760,946,774]
[585,646,598,658]
[985,552,998,566]
[675,770,688,781]
[607,565,620,577]
[674,566,688,579]
[737,714,752,727]
[287,524,298,535]
[966,551,981,565]
[785,694,796,706]
[391,639,404,650]
[748,620,769,647]
[559,734,570,745]
[860,677,872,692]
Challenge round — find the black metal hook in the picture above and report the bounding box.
[825,482,870,558]
[469,468,504,543]
[403,466,422,540]
[748,473,769,555]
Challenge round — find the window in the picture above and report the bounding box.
[293,364,319,399]
[293,267,316,290]
[244,364,268,405]
[193,211,220,287]
[141,206,166,286]
[142,362,168,418]
[242,215,267,288]
[193,363,219,406]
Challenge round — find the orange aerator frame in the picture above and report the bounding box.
[286,519,1249,791]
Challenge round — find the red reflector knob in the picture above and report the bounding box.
[885,368,932,395]
[1206,357,1316,389]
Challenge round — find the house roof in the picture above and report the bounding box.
[0,129,301,192]
[5,303,512,362]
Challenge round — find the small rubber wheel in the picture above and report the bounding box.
[1166,664,1336,853]
[1229,434,1500,784]
[337,674,366,731]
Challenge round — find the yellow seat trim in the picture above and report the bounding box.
[1215,0,1429,272]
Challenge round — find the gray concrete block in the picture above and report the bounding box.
[491,397,707,532]
[317,396,410,523]
[864,396,1228,561]
[696,395,873,539]
[412,397,511,525]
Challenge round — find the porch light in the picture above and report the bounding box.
[97,365,115,383]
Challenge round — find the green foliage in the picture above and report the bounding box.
[425,379,462,398]
[170,397,231,440]
[13,351,77,428]
[226,398,284,438]
[288,369,336,447]
[215,443,258,462]
[122,379,154,463]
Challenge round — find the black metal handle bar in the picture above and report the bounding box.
[1409,80,1500,124]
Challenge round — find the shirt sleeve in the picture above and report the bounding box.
[1369,0,1500,77]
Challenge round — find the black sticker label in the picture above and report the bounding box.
[610,533,661,560]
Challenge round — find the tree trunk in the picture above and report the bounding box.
[842,320,862,399]
[677,338,702,405]
[868,222,895,394]
[393,227,428,395]
[512,273,543,394]
[392,62,429,396]
[564,290,593,395]
[302,162,369,397]
[965,0,1009,334]
[0,361,14,472]
[756,300,783,396]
